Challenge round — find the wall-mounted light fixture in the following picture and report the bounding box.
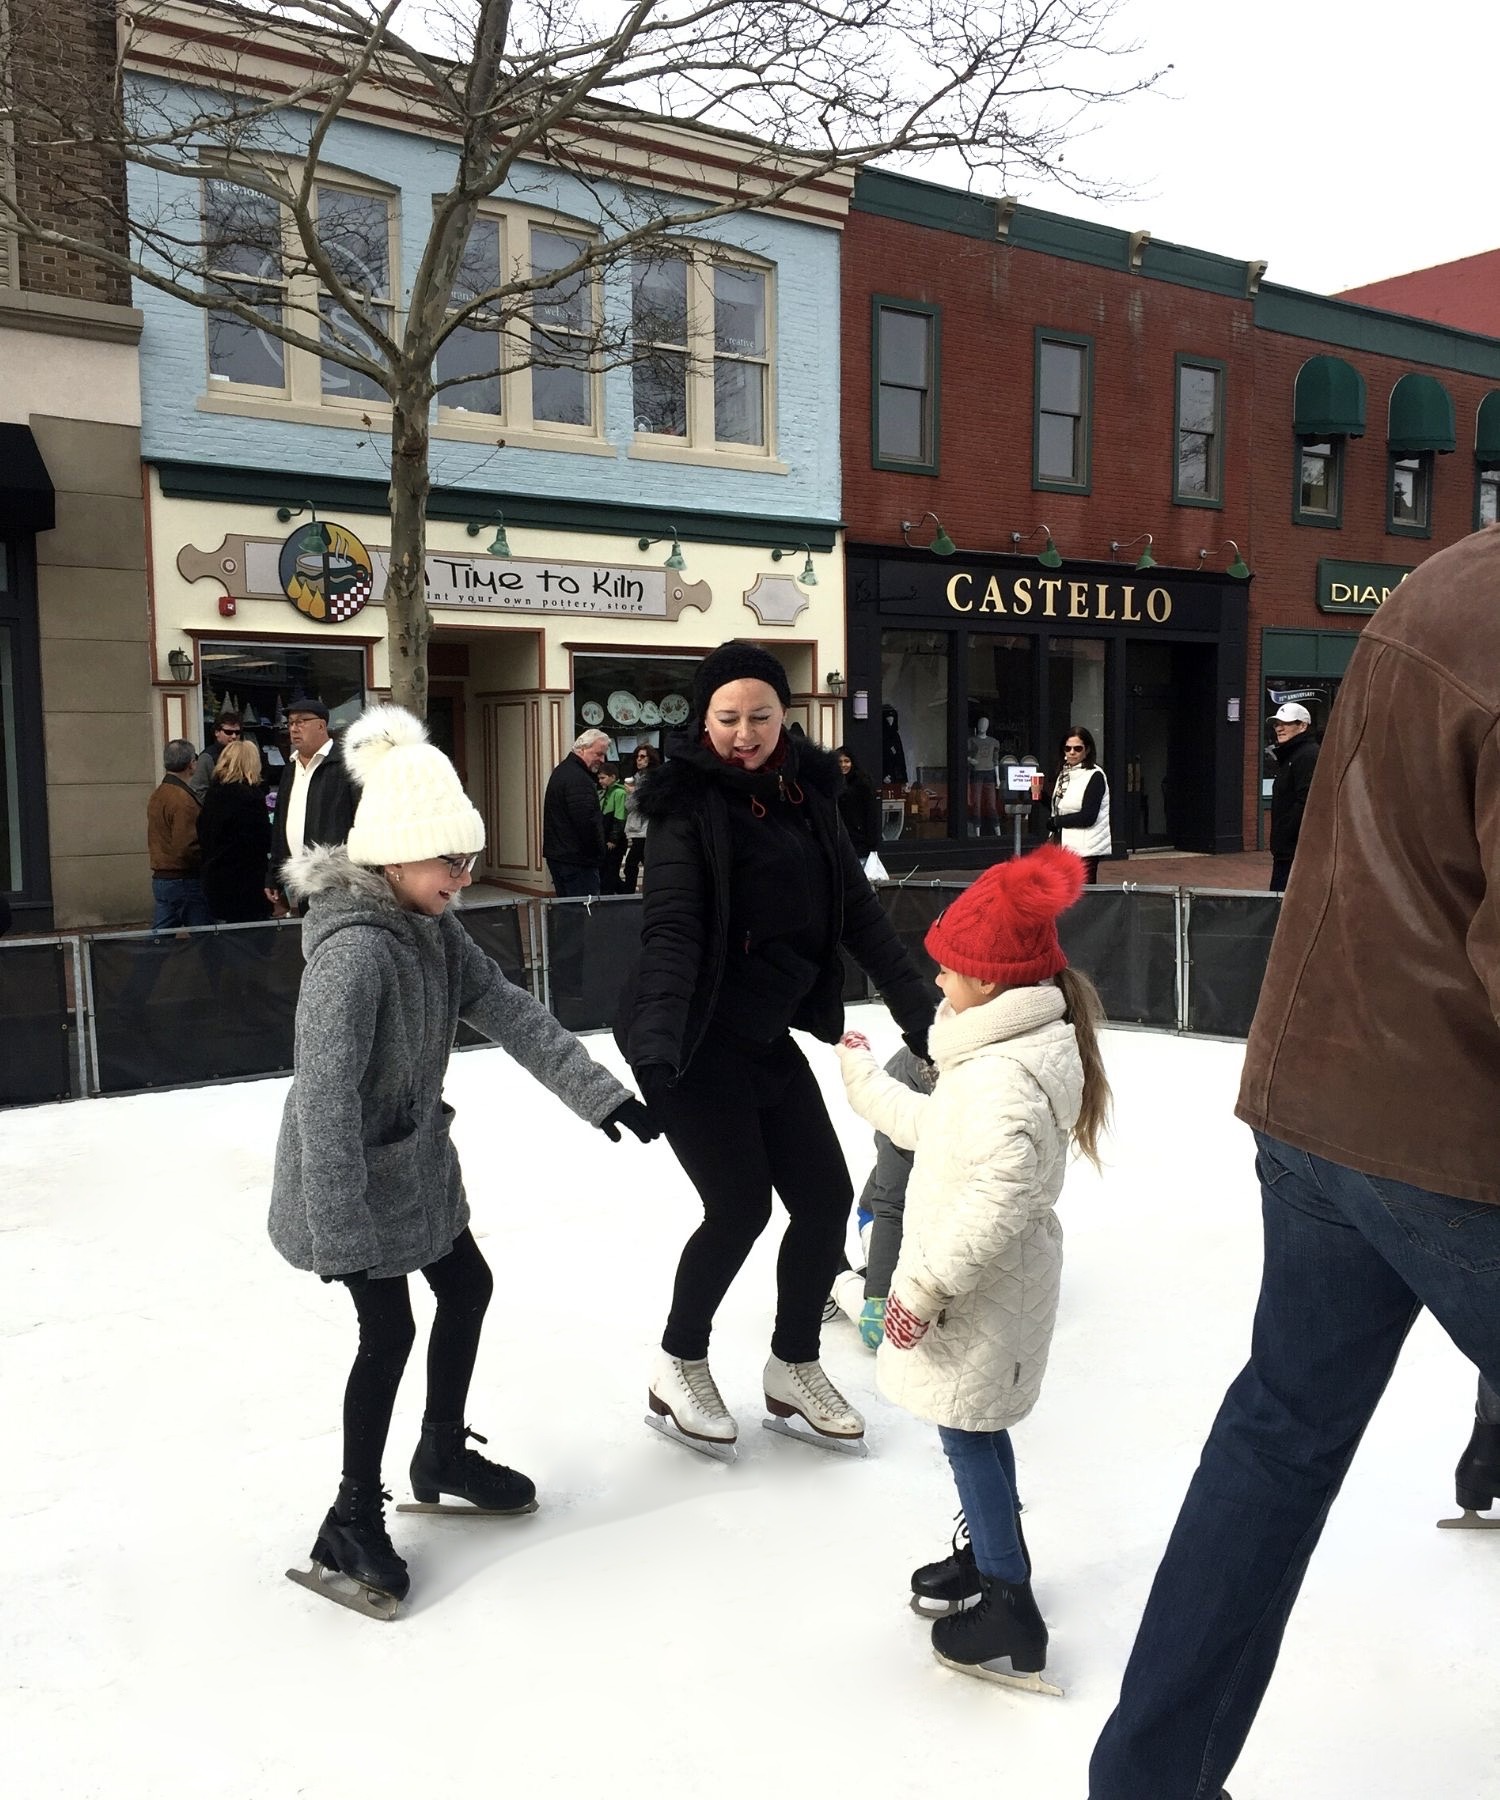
[167,647,194,684]
[771,543,818,586]
[638,528,686,571]
[1109,533,1157,572]
[900,512,956,556]
[1199,540,1252,580]
[275,501,318,525]
[466,514,512,557]
[1011,524,1063,570]
[826,669,846,696]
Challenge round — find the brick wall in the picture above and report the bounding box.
[8,0,130,306]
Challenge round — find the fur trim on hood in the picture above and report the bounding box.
[632,733,843,823]
[282,842,399,907]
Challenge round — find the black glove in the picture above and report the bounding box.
[632,1063,677,1111]
[600,1096,661,1144]
[902,1026,931,1066]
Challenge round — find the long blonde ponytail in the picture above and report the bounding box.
[1055,965,1111,1170]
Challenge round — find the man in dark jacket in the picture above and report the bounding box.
[543,728,609,896]
[1090,527,1500,1800]
[147,738,213,930]
[265,698,357,909]
[1267,701,1319,891]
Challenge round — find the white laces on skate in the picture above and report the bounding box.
[680,1359,731,1421]
[787,1360,854,1419]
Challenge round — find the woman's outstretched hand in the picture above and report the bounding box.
[600,1097,661,1144]
[840,1030,872,1052]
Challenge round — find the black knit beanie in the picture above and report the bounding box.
[691,641,793,723]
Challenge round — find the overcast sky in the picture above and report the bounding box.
[928,0,1495,298]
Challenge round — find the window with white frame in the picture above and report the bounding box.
[199,172,397,411]
[529,227,594,429]
[434,215,505,418]
[631,247,771,453]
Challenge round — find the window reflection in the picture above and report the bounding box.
[880,629,948,838]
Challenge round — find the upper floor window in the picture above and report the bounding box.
[631,248,771,453]
[1291,355,1363,528]
[316,186,394,405]
[1034,331,1091,491]
[1297,439,1343,524]
[204,180,287,392]
[1390,454,1432,533]
[872,298,938,473]
[1175,357,1224,505]
[1481,466,1500,528]
[530,227,594,429]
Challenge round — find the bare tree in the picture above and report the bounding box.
[1,0,1160,714]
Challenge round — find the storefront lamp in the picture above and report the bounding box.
[771,544,818,586]
[1200,540,1252,580]
[638,528,686,572]
[167,647,194,684]
[826,670,845,696]
[466,515,511,557]
[1110,533,1157,572]
[1012,525,1063,570]
[901,512,956,557]
[275,501,318,524]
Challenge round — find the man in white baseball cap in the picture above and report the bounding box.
[1268,702,1318,891]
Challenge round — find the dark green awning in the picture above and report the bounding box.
[0,422,55,534]
[1293,355,1366,439]
[1388,373,1456,455]
[1477,393,1500,463]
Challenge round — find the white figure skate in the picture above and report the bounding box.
[645,1352,738,1464]
[761,1356,867,1457]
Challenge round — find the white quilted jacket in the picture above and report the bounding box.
[837,985,1084,1433]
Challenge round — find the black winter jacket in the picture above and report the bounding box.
[268,742,358,887]
[1270,731,1320,860]
[200,779,273,922]
[616,734,934,1081]
[543,752,607,868]
[838,772,882,857]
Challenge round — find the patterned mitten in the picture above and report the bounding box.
[858,1297,886,1351]
[883,1290,929,1350]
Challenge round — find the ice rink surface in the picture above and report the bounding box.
[6,1011,1499,1800]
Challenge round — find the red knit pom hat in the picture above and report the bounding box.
[924,844,1087,986]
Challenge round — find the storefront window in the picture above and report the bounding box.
[966,635,1032,839]
[572,654,699,760]
[199,642,366,772]
[881,630,949,837]
[1048,636,1106,762]
[0,622,19,891]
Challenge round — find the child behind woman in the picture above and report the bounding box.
[836,845,1109,1691]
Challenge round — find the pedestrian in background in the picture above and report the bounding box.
[598,762,629,894]
[266,698,357,913]
[189,711,243,798]
[199,737,273,923]
[147,739,212,931]
[542,728,609,896]
[1266,701,1319,893]
[621,743,661,895]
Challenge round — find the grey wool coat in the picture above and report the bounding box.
[268,847,631,1279]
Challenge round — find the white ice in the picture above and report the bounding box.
[5,1013,1497,1800]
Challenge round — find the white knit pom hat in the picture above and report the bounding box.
[342,703,485,866]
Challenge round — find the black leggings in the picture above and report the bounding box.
[656,1031,853,1365]
[341,1228,494,1486]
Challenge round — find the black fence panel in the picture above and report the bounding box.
[1058,887,1179,1028]
[1,941,72,1106]
[1185,892,1282,1038]
[457,901,531,991]
[88,922,305,1094]
[874,883,967,985]
[543,895,643,1034]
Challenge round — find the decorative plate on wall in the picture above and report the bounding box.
[659,693,690,726]
[638,700,662,726]
[606,690,641,725]
[580,701,605,726]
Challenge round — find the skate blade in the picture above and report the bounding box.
[396,1499,539,1517]
[644,1411,737,1464]
[909,1592,977,1620]
[761,1415,868,1458]
[1437,1508,1500,1530]
[933,1647,1063,1696]
[285,1562,400,1622]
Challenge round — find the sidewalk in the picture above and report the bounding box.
[915,848,1274,892]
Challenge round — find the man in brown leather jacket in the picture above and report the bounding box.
[1091,525,1500,1800]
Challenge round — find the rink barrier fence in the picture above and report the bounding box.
[0,884,1282,1105]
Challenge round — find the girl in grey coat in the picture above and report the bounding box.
[273,705,657,1618]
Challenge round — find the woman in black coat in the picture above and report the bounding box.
[199,738,273,922]
[834,745,882,858]
[619,642,934,1459]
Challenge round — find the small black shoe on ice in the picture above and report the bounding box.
[910,1511,1030,1617]
[1455,1420,1500,1512]
[931,1573,1048,1674]
[312,1479,410,1601]
[410,1421,537,1513]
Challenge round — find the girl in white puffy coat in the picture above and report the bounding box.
[836,844,1110,1691]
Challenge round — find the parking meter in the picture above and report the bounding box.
[1002,756,1041,858]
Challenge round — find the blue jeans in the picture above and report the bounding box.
[937,1424,1027,1584]
[1089,1131,1500,1800]
[151,876,213,932]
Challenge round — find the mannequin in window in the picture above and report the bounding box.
[881,705,909,787]
[967,716,1001,836]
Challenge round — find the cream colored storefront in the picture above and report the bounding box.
[148,477,847,892]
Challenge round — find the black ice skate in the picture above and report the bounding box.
[1438,1419,1500,1530]
[399,1422,539,1516]
[910,1511,1030,1619]
[930,1574,1062,1696]
[285,1479,409,1622]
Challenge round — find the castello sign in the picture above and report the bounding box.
[860,557,1241,635]
[943,570,1178,623]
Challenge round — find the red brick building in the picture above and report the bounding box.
[1338,249,1500,338]
[839,171,1500,868]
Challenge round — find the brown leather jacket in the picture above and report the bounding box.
[1238,525,1500,1205]
[147,774,202,877]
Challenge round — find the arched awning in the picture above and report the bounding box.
[1293,355,1366,439]
[1388,372,1456,455]
[1476,392,1500,464]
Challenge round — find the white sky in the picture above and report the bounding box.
[929,0,1497,297]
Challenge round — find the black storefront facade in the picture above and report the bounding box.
[844,551,1249,868]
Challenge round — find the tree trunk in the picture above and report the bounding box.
[385,389,433,718]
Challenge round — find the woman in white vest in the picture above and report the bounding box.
[1048,725,1111,883]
